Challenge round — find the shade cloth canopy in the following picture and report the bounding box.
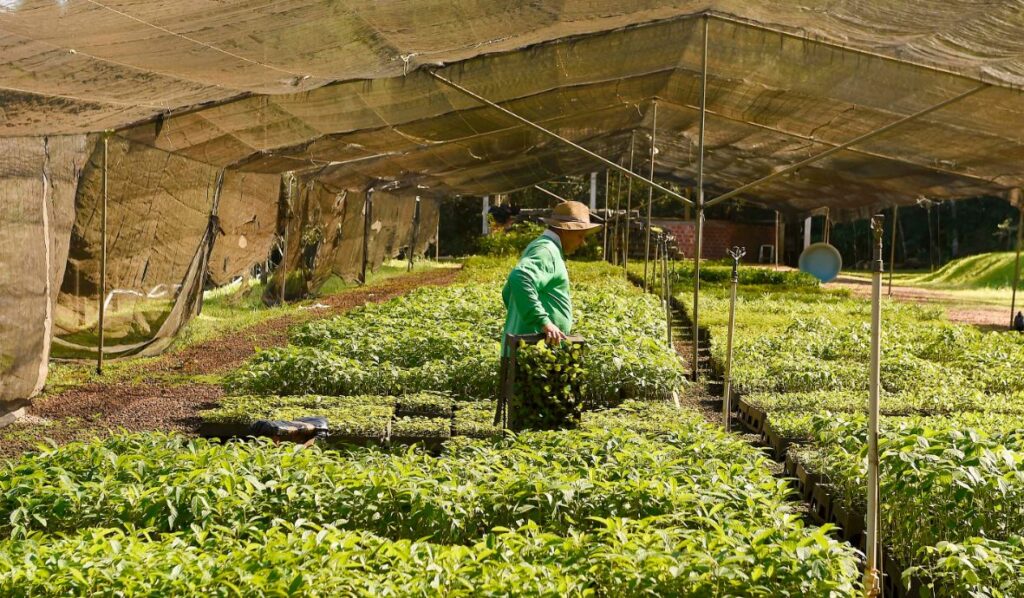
[4,1,1024,414]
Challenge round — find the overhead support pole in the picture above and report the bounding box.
[97,133,111,375]
[603,169,610,262]
[361,188,374,285]
[774,211,781,269]
[408,196,422,272]
[1010,189,1023,327]
[723,246,746,430]
[888,205,899,296]
[624,132,636,274]
[703,84,989,209]
[428,71,694,207]
[644,101,658,291]
[534,184,569,204]
[481,195,490,235]
[589,172,597,210]
[864,213,885,598]
[692,14,709,381]
[664,235,672,348]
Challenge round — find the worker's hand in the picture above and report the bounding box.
[542,323,566,345]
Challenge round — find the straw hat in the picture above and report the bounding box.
[542,201,602,233]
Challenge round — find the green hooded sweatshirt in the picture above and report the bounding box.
[501,231,572,352]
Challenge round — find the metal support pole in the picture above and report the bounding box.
[824,208,831,244]
[774,210,781,269]
[408,196,421,272]
[361,188,374,285]
[428,71,694,207]
[589,171,597,211]
[652,235,661,299]
[612,168,623,265]
[624,133,636,274]
[97,134,109,375]
[864,213,885,598]
[704,84,989,208]
[434,216,440,260]
[603,169,610,262]
[1011,203,1023,327]
[279,177,294,304]
[481,195,490,235]
[888,205,899,297]
[723,246,746,430]
[644,101,658,290]
[692,15,709,381]
[664,235,672,348]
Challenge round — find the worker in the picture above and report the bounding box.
[501,201,602,350]
[1014,311,1024,332]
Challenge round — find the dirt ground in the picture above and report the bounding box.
[0,267,462,458]
[827,275,1011,330]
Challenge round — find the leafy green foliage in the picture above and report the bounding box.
[228,258,686,406]
[509,340,586,431]
[0,401,861,595]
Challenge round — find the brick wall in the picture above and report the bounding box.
[653,219,776,262]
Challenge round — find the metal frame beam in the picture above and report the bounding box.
[703,84,989,208]
[428,71,694,207]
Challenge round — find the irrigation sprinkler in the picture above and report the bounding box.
[722,246,746,430]
[864,213,885,598]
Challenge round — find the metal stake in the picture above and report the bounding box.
[864,213,885,598]
[774,210,781,269]
[692,14,709,382]
[664,236,672,348]
[644,101,658,290]
[888,205,899,297]
[624,133,636,274]
[612,167,623,265]
[408,196,421,272]
[97,134,109,375]
[723,246,746,430]
[602,169,610,262]
[360,188,374,285]
[1011,201,1023,327]
[704,84,988,208]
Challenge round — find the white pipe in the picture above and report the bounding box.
[803,216,813,249]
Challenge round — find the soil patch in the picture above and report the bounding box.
[828,275,1009,329]
[149,267,462,376]
[1,268,462,459]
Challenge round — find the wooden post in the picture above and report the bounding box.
[97,134,109,375]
